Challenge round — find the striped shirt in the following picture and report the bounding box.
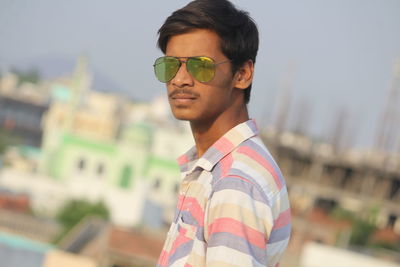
[157,119,291,267]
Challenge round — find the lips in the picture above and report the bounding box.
[169,90,199,105]
[171,93,197,100]
[170,94,197,106]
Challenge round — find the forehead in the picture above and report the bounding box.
[166,29,224,59]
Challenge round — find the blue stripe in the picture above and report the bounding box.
[181,210,200,227]
[167,238,194,265]
[211,175,269,205]
[179,212,206,242]
[268,223,291,243]
[203,146,224,169]
[210,163,221,185]
[229,168,271,203]
[246,120,259,135]
[243,139,285,184]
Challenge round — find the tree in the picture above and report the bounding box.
[0,129,20,155]
[349,218,376,247]
[332,205,378,248]
[10,67,41,85]
[54,199,109,243]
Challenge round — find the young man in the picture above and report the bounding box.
[153,0,291,266]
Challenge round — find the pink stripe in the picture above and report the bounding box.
[177,195,185,210]
[220,154,233,177]
[177,154,190,166]
[273,208,291,229]
[250,118,258,131]
[169,226,192,256]
[208,217,267,249]
[214,136,235,155]
[237,146,283,189]
[157,250,168,266]
[222,174,254,185]
[180,197,205,226]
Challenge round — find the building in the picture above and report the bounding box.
[0,72,49,148]
[1,56,193,228]
[262,129,400,265]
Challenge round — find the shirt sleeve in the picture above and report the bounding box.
[204,176,274,267]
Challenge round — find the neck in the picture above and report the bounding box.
[190,104,249,158]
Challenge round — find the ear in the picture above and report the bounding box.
[233,59,254,90]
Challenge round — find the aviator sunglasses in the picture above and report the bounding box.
[153,56,231,83]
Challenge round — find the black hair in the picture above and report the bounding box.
[157,0,259,104]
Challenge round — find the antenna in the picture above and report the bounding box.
[330,107,348,154]
[292,97,312,136]
[274,62,296,136]
[374,59,400,154]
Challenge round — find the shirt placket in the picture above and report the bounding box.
[160,169,194,263]
[173,170,196,223]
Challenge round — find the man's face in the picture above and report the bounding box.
[165,29,238,124]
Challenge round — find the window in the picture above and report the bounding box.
[97,163,105,176]
[120,165,133,189]
[77,158,86,171]
[389,178,400,200]
[153,178,161,189]
[388,214,397,228]
[174,183,180,194]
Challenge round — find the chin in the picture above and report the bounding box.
[172,112,195,121]
[170,107,198,121]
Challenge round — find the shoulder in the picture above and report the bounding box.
[212,136,285,200]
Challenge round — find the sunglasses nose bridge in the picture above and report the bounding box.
[176,58,189,68]
[179,58,187,64]
[172,58,195,84]
[171,58,187,73]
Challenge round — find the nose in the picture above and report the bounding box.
[170,60,194,88]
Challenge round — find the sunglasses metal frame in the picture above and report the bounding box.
[153,56,231,83]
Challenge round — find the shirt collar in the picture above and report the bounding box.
[177,119,259,173]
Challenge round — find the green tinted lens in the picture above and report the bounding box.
[187,57,215,82]
[154,57,180,82]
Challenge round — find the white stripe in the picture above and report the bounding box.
[231,160,279,198]
[209,189,273,223]
[267,238,290,256]
[270,187,290,217]
[192,238,206,257]
[252,137,277,163]
[236,122,255,138]
[170,256,188,267]
[206,246,265,267]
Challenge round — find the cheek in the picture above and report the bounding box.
[208,78,235,102]
[200,87,231,112]
[166,83,173,94]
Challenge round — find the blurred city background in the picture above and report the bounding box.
[0,1,399,267]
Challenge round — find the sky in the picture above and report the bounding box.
[0,0,399,150]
